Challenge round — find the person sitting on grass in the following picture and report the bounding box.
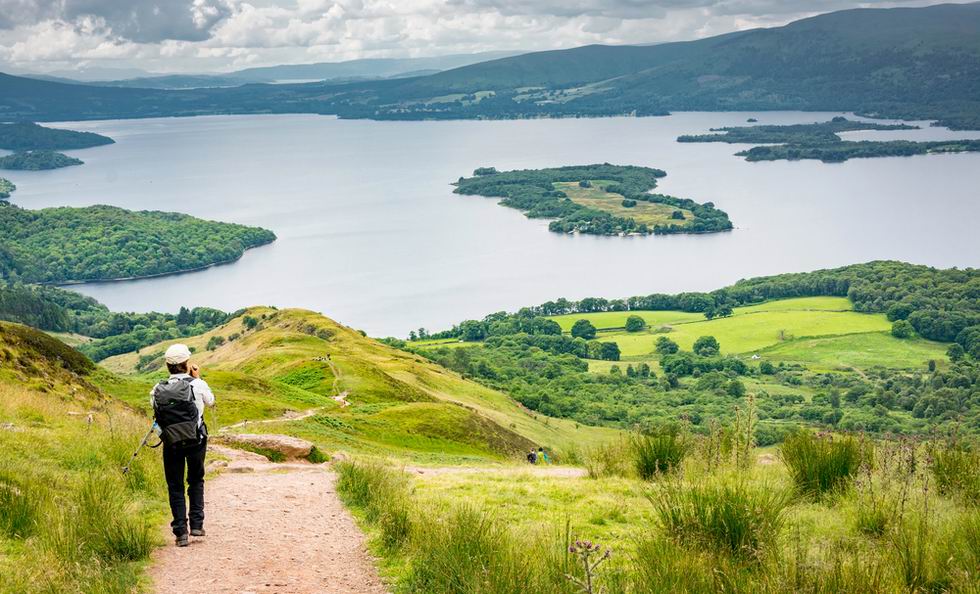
[150,344,216,547]
[526,449,537,464]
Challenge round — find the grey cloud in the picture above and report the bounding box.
[447,0,927,19]
[0,0,232,41]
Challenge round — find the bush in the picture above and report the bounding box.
[779,431,864,498]
[631,427,691,480]
[653,480,787,560]
[891,320,914,339]
[655,336,679,355]
[625,315,646,332]
[693,336,719,356]
[571,319,597,340]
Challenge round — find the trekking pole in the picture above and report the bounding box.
[122,424,157,475]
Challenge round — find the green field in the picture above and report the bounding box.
[758,331,948,370]
[550,297,943,370]
[555,180,694,227]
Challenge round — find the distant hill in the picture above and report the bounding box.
[0,4,977,127]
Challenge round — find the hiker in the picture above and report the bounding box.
[151,344,216,547]
[526,449,537,464]
[537,447,550,465]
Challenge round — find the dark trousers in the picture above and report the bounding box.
[163,436,207,536]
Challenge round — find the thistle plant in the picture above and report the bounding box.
[566,540,612,594]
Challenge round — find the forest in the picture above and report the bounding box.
[0,122,114,151]
[454,164,733,236]
[0,203,276,283]
[0,150,83,170]
[0,282,237,361]
[0,178,13,199]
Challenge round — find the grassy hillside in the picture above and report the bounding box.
[102,308,616,463]
[0,322,165,593]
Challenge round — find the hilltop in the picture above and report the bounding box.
[0,4,978,128]
[102,307,615,461]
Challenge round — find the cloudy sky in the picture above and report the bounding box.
[0,0,968,76]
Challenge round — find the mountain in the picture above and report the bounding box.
[0,4,977,127]
[39,51,524,90]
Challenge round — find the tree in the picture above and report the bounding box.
[459,320,487,342]
[947,343,965,362]
[625,315,646,333]
[726,379,746,397]
[571,319,597,340]
[693,335,720,356]
[759,360,776,375]
[242,315,259,330]
[206,335,225,351]
[638,362,652,378]
[176,306,192,326]
[671,210,685,220]
[891,320,914,339]
[600,341,621,361]
[655,336,679,355]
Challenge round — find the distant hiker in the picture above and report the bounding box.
[527,449,537,464]
[151,344,216,547]
[537,447,549,465]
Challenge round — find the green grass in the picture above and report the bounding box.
[555,180,695,227]
[779,431,866,498]
[0,323,166,593]
[550,297,942,371]
[758,332,948,370]
[100,308,617,464]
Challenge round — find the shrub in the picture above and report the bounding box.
[653,480,787,560]
[655,336,679,355]
[693,336,719,356]
[779,431,864,498]
[631,427,691,480]
[891,320,914,339]
[624,315,646,332]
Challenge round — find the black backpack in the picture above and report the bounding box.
[153,377,202,449]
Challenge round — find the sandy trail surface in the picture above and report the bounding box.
[149,446,388,594]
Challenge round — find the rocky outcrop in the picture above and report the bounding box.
[221,433,314,460]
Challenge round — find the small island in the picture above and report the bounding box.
[0,178,14,199]
[0,204,277,284]
[0,122,114,151]
[454,164,733,236]
[0,150,84,170]
[677,116,980,162]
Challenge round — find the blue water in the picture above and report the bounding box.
[8,112,979,337]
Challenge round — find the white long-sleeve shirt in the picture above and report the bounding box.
[149,373,216,427]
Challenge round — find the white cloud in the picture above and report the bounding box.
[0,0,968,75]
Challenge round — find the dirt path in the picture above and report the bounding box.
[405,464,587,478]
[149,446,387,594]
[218,406,329,433]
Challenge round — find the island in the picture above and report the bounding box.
[0,122,115,151]
[0,204,276,284]
[677,117,980,162]
[454,164,733,236]
[0,150,84,170]
[737,140,980,163]
[677,117,918,144]
[0,178,14,199]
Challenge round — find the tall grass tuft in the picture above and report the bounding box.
[929,440,980,503]
[631,426,690,480]
[779,431,864,498]
[403,504,538,594]
[0,469,43,539]
[653,480,787,560]
[582,438,632,479]
[335,460,414,551]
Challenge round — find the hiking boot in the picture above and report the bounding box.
[176,534,190,547]
[190,528,206,537]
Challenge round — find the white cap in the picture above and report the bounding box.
[164,344,192,365]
